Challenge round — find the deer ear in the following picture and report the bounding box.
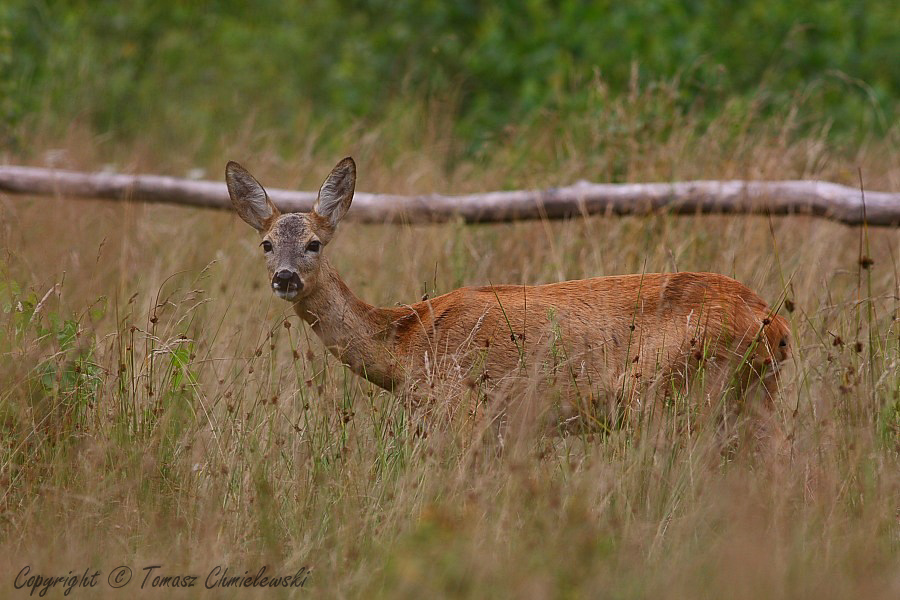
[313,157,356,230]
[226,161,280,232]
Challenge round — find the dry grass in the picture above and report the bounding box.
[0,104,898,598]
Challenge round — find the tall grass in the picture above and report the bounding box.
[0,98,898,598]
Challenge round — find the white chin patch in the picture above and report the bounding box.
[274,289,299,301]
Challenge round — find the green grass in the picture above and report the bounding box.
[0,106,898,598]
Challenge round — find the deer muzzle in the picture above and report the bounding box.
[272,269,303,300]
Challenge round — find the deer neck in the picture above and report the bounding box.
[293,259,402,389]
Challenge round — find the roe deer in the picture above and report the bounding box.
[226,157,790,414]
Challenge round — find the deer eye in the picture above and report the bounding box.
[306,240,321,253]
[261,240,273,253]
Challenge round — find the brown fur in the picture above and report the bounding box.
[227,158,790,411]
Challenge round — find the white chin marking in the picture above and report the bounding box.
[274,290,298,301]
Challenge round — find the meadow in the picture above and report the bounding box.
[1,88,899,597]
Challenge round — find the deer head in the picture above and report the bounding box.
[226,157,356,301]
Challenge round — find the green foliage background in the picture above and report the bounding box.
[2,1,898,152]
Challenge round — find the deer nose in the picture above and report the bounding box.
[272,270,302,291]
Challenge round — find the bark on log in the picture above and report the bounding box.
[1,165,898,226]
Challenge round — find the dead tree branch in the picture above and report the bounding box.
[1,165,898,226]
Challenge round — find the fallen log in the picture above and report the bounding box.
[1,165,898,226]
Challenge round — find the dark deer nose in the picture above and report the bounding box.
[272,270,302,292]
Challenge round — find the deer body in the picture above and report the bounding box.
[227,158,790,403]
